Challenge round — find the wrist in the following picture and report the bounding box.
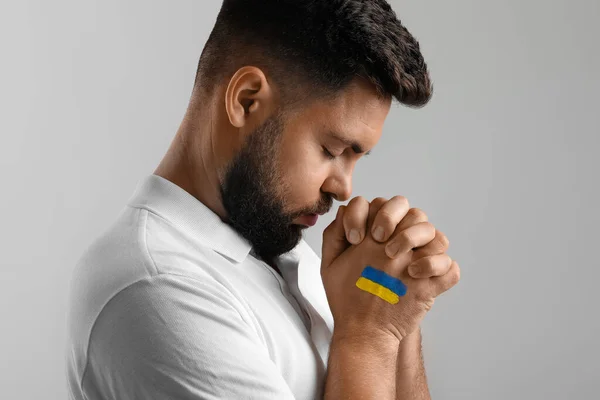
[332,328,400,354]
[397,327,423,369]
[327,328,399,400]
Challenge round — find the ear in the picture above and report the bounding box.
[225,66,275,128]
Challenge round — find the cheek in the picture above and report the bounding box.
[278,150,329,208]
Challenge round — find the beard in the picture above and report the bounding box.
[220,112,331,264]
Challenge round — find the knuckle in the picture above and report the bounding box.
[446,254,453,266]
[433,255,450,275]
[408,207,428,220]
[400,230,415,247]
[414,288,430,303]
[348,196,368,207]
[425,256,438,271]
[437,230,450,247]
[449,262,461,284]
[415,259,431,275]
[427,254,438,267]
[370,197,388,207]
[344,200,368,226]
[376,209,395,226]
[390,195,409,207]
[419,222,436,240]
[423,221,436,232]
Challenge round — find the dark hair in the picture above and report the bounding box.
[194,0,432,108]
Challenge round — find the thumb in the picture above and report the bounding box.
[321,205,350,269]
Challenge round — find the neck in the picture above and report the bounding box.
[154,105,228,222]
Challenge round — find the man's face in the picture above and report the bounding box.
[220,79,391,262]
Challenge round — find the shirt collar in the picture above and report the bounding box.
[127,174,253,263]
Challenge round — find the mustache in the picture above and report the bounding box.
[303,195,333,216]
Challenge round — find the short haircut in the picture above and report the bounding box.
[194,0,433,109]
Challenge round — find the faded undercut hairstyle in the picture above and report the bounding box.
[194,0,433,109]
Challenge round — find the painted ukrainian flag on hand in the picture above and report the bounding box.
[355,265,408,305]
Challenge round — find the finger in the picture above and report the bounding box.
[370,195,410,243]
[384,221,436,258]
[407,254,453,278]
[395,207,428,232]
[431,260,461,296]
[384,208,429,259]
[343,196,370,245]
[321,205,350,269]
[366,197,387,233]
[412,229,450,259]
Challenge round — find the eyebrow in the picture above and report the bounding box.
[329,131,372,156]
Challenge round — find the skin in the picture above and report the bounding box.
[154,65,459,399]
[347,197,457,399]
[156,66,387,223]
[154,66,390,269]
[322,197,459,400]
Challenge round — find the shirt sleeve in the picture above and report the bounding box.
[80,274,296,400]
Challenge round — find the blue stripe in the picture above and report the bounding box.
[361,265,407,296]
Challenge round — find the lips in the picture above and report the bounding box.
[297,213,319,227]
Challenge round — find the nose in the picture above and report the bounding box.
[335,179,352,202]
[324,171,352,203]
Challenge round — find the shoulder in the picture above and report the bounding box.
[81,274,294,399]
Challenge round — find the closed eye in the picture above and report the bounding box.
[322,147,336,160]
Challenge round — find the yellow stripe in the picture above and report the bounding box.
[355,277,400,305]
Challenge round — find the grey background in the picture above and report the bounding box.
[1,0,598,399]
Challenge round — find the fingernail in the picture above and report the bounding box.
[372,226,384,241]
[385,241,400,258]
[349,229,361,244]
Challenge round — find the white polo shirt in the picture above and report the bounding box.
[66,174,334,400]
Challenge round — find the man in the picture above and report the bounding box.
[66,0,460,399]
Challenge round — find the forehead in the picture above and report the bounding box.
[298,79,392,147]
